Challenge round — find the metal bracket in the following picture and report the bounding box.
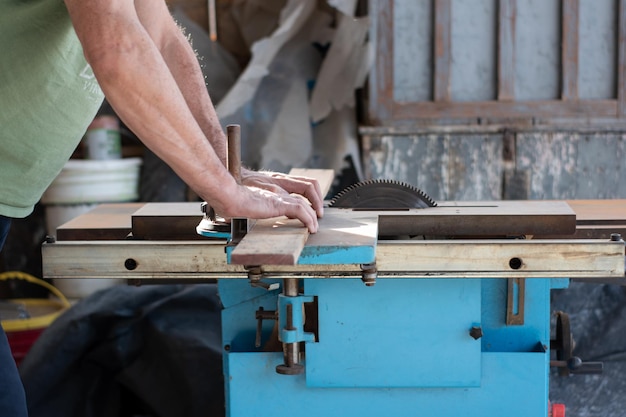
[506,277,525,325]
[275,278,316,375]
[361,262,378,286]
[247,266,280,291]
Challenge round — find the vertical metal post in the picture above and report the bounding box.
[276,278,305,375]
[226,124,247,244]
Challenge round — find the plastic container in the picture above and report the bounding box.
[40,157,142,299]
[84,115,122,160]
[0,271,70,366]
[41,158,142,205]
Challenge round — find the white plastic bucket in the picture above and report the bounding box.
[41,157,142,299]
[41,158,142,205]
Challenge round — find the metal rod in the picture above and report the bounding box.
[276,278,304,375]
[208,0,217,42]
[283,277,299,297]
[227,124,241,184]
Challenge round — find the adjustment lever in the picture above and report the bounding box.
[254,306,277,348]
[550,311,604,376]
[550,357,604,375]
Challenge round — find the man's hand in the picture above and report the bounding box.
[213,184,320,234]
[240,169,324,219]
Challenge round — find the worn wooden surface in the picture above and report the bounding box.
[434,0,451,102]
[54,198,626,242]
[132,202,204,240]
[288,168,335,191]
[56,203,143,241]
[498,0,515,101]
[372,0,625,124]
[377,200,576,237]
[562,0,579,100]
[229,168,335,265]
[42,237,624,280]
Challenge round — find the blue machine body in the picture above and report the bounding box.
[219,244,569,417]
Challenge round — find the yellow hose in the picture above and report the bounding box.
[0,271,70,332]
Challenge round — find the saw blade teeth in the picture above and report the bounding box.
[328,179,437,209]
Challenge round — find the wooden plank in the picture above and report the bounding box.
[392,98,617,120]
[369,0,394,124]
[55,203,144,241]
[231,200,577,265]
[374,240,624,278]
[377,200,576,237]
[230,210,379,266]
[567,199,626,225]
[434,0,452,102]
[42,238,624,280]
[229,168,336,265]
[359,122,626,136]
[288,168,335,199]
[562,0,579,100]
[131,169,335,240]
[498,0,516,101]
[132,202,205,240]
[618,0,626,117]
[229,217,312,265]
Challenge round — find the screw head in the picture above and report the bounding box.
[469,326,483,340]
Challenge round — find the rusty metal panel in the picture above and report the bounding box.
[367,134,446,199]
[363,129,626,202]
[366,134,503,201]
[515,133,579,199]
[573,134,626,198]
[515,133,626,199]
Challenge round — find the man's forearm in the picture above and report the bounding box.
[65,0,237,212]
[159,18,228,166]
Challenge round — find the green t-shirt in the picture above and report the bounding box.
[0,0,105,218]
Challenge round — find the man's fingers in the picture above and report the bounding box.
[283,194,319,233]
[274,176,324,218]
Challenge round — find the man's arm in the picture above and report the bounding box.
[63,0,320,231]
[134,0,228,165]
[133,1,324,216]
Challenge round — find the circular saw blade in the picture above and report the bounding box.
[328,179,437,209]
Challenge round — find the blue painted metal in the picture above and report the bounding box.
[225,351,548,417]
[297,244,375,265]
[219,275,555,416]
[225,244,376,265]
[277,294,315,344]
[305,278,481,388]
[196,229,231,239]
[224,229,376,265]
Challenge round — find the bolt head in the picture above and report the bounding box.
[469,326,483,340]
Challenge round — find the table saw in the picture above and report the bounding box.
[41,173,626,417]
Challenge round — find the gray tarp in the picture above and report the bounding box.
[19,284,224,417]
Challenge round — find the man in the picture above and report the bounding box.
[1,0,324,415]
